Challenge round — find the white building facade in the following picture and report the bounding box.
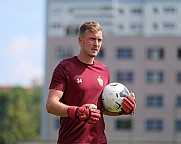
[47,0,181,37]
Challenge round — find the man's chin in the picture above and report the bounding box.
[88,53,97,58]
[90,54,97,58]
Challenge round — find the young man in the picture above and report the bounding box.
[46,21,136,144]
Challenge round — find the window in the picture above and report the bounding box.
[130,8,143,15]
[153,7,159,14]
[119,9,124,14]
[163,22,176,30]
[118,24,124,30]
[69,8,74,13]
[117,47,133,59]
[146,71,164,84]
[147,95,163,107]
[51,9,61,16]
[163,7,177,14]
[146,119,163,131]
[177,71,181,83]
[66,25,79,35]
[56,47,73,59]
[176,95,181,107]
[177,47,181,59]
[147,47,164,60]
[175,120,181,132]
[49,23,61,31]
[130,23,142,31]
[115,119,132,130]
[117,71,133,83]
[153,23,159,30]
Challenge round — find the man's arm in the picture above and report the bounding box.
[46,89,101,124]
[46,89,69,117]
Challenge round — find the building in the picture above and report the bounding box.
[42,0,181,143]
[46,0,181,37]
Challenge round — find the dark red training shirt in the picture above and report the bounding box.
[49,56,110,144]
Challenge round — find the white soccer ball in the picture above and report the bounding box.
[102,82,129,112]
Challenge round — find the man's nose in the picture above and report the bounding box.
[94,40,98,46]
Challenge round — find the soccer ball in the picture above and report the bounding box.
[102,82,129,112]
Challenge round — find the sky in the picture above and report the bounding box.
[0,0,45,87]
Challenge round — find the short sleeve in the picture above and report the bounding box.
[49,62,67,91]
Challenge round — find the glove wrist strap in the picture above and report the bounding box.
[67,106,77,118]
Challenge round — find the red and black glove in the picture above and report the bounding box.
[67,104,101,124]
[121,93,136,115]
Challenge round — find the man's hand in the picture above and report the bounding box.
[121,93,136,115]
[68,104,101,124]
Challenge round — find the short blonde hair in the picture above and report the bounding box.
[79,21,102,36]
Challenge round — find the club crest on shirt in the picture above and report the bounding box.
[97,76,103,86]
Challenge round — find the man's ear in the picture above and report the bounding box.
[78,36,83,47]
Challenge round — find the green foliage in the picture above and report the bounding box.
[0,86,41,144]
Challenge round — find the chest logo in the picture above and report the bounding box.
[97,76,103,87]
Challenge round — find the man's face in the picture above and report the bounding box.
[78,30,103,58]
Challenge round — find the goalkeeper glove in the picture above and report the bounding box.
[121,93,136,115]
[67,104,101,124]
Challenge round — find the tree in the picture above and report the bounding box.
[0,91,8,144]
[0,86,41,144]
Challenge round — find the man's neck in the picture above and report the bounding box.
[77,54,94,65]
